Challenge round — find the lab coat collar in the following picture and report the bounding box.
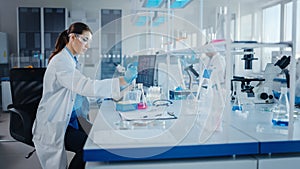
[64,47,78,64]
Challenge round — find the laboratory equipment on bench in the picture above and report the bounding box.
[116,84,141,112]
[233,42,259,77]
[137,83,147,109]
[116,89,140,112]
[254,55,290,104]
[136,55,157,87]
[147,86,161,104]
[231,76,265,98]
[184,64,199,90]
[272,87,290,127]
[241,48,258,70]
[116,101,138,112]
[232,93,243,112]
[232,53,290,104]
[116,83,148,112]
[169,87,193,100]
[169,64,199,100]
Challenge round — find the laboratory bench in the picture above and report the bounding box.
[83,100,300,169]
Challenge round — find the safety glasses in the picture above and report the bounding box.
[74,33,92,45]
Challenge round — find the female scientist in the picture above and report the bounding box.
[32,22,136,169]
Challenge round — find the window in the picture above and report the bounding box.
[240,14,252,40]
[261,4,281,69]
[262,4,281,43]
[297,0,300,58]
[284,1,292,41]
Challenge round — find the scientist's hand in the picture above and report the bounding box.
[124,64,138,84]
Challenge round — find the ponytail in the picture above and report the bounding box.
[48,22,92,63]
[48,30,69,62]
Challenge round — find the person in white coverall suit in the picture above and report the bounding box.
[198,42,226,86]
[32,22,137,169]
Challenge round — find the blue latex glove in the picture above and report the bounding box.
[120,84,129,91]
[73,94,83,110]
[124,64,138,84]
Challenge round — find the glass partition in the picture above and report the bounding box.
[69,0,298,142]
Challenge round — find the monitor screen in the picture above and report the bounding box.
[136,55,157,87]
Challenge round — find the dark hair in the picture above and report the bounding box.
[48,22,92,62]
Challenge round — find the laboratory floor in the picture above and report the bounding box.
[0,111,42,169]
[0,109,91,169]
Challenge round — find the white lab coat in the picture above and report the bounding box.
[32,48,121,169]
[199,53,226,85]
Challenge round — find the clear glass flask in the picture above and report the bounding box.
[232,96,242,112]
[272,87,289,127]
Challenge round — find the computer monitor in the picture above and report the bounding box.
[136,55,157,87]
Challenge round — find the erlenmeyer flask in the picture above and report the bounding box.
[232,94,242,112]
[272,87,289,126]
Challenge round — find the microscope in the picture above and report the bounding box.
[253,55,290,103]
[232,47,290,104]
[169,64,199,100]
[232,56,290,104]
[231,76,265,98]
[231,48,263,102]
[184,64,199,90]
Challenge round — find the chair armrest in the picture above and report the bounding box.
[8,107,35,135]
[7,104,14,110]
[8,107,26,121]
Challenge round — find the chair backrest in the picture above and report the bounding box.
[9,68,46,146]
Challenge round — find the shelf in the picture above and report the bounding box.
[231,41,292,49]
[167,47,201,55]
[162,41,293,56]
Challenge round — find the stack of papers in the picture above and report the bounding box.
[119,109,177,121]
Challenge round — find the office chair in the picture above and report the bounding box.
[7,68,46,158]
